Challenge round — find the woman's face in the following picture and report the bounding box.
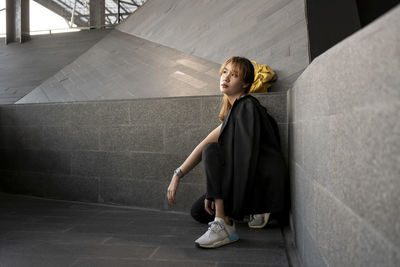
[220,63,247,96]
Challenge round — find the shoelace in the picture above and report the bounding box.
[207,221,225,233]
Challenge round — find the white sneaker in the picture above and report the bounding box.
[195,217,239,248]
[248,213,270,228]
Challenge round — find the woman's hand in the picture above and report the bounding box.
[167,175,180,205]
[204,198,215,215]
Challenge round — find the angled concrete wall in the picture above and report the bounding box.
[0,29,111,104]
[118,0,309,91]
[288,4,400,266]
[17,31,221,104]
[0,93,288,213]
[17,0,308,104]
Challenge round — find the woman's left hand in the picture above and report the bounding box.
[167,175,180,204]
[204,198,215,215]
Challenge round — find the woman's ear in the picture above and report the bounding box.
[242,83,249,89]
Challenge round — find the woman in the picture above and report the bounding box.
[167,56,288,249]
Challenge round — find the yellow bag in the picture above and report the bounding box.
[249,60,277,93]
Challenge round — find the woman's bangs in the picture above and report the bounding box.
[219,57,247,80]
[233,63,244,78]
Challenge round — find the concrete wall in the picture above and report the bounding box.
[0,93,288,213]
[0,29,111,104]
[288,4,399,266]
[118,0,309,91]
[17,0,309,105]
[17,30,221,104]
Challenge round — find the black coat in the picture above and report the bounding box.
[217,94,289,220]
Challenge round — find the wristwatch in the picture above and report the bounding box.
[174,168,184,178]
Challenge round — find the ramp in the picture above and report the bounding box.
[16,0,308,104]
[16,30,220,104]
[0,29,111,104]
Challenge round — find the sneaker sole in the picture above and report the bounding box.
[248,213,270,229]
[195,234,239,249]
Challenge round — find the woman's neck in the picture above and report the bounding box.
[227,93,247,106]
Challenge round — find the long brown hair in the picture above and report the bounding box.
[218,57,255,121]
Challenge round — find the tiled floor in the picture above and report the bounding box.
[0,193,289,267]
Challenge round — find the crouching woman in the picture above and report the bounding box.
[167,56,288,248]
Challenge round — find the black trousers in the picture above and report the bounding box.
[190,142,223,224]
[203,142,224,200]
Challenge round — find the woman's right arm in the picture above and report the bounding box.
[167,123,222,204]
[179,123,222,176]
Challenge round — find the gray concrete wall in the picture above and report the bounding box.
[118,0,309,91]
[17,0,308,104]
[0,29,111,104]
[287,4,400,266]
[0,93,288,213]
[16,30,221,104]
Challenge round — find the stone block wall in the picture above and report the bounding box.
[287,4,400,266]
[0,93,288,213]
